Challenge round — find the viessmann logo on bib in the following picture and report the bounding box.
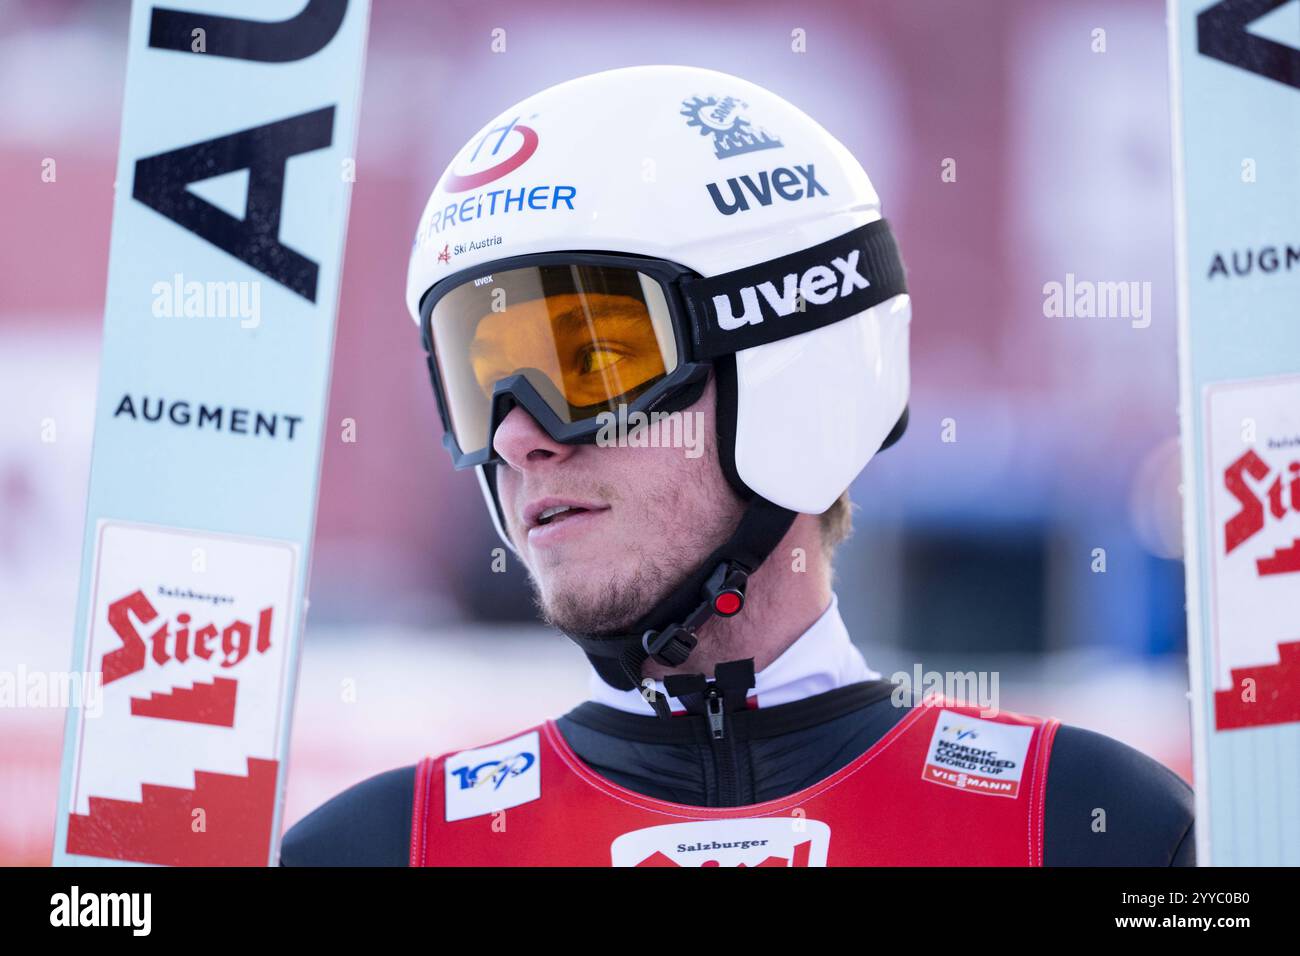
[610,819,831,867]
[921,711,1033,798]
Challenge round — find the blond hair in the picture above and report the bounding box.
[818,489,854,555]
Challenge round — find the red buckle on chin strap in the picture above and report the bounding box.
[641,563,750,666]
[712,589,743,616]
[708,564,748,617]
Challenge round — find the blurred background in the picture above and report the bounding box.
[0,0,1190,865]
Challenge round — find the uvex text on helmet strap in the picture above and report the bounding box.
[562,496,797,715]
[680,218,906,360]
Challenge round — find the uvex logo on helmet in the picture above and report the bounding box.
[706,163,829,216]
[712,249,870,331]
[441,116,540,192]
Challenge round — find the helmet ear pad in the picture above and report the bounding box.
[723,295,911,515]
[714,352,908,512]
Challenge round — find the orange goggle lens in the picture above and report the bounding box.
[428,264,680,456]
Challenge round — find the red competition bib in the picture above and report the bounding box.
[410,698,1060,867]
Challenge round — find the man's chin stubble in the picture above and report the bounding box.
[531,562,674,636]
[520,461,745,637]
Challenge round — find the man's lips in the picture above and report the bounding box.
[522,496,609,530]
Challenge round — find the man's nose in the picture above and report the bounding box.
[492,405,576,470]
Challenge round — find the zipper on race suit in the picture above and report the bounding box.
[705,684,742,805]
[664,660,754,807]
[706,687,726,739]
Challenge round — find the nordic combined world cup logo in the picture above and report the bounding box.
[681,95,783,160]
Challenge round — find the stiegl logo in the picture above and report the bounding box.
[1223,446,1300,574]
[101,589,274,686]
[712,249,870,330]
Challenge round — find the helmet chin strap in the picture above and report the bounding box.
[562,496,797,717]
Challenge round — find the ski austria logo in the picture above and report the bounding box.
[441,115,540,192]
[444,730,541,822]
[681,94,783,159]
[921,710,1032,798]
[610,818,831,867]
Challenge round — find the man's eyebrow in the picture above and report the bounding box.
[549,302,645,334]
[467,300,646,358]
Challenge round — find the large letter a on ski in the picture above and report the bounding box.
[133,107,336,302]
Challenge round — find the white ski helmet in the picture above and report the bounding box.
[406,65,910,692]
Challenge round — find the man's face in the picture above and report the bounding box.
[491,376,744,636]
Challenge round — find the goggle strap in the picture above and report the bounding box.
[682,218,907,361]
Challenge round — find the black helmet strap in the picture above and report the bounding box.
[562,496,797,716]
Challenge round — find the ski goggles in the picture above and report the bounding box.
[417,219,907,469]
